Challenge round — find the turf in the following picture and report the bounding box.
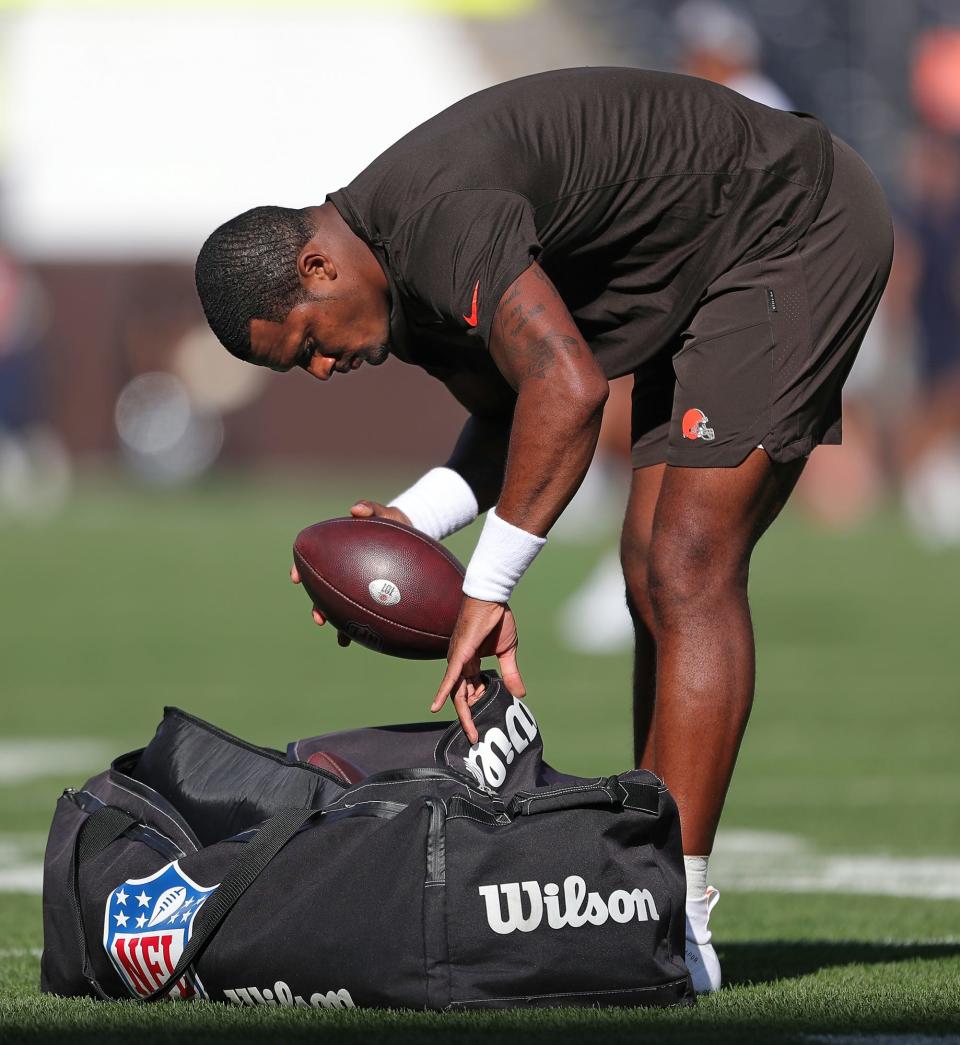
[1,475,958,1042]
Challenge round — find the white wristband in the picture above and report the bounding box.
[463,507,546,603]
[387,467,478,541]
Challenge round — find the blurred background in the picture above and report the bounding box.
[0,0,959,527]
[0,1,957,896]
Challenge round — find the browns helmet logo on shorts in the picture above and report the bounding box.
[681,408,716,442]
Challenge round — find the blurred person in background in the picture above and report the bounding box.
[893,127,960,547]
[558,0,796,654]
[889,30,960,548]
[673,0,792,111]
[0,244,70,516]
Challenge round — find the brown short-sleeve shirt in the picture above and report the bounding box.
[327,67,833,382]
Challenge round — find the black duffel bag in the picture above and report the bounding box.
[41,677,694,1009]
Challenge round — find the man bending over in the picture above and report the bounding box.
[195,68,893,992]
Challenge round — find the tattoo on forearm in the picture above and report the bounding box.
[521,334,581,379]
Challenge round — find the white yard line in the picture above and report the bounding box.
[0,835,46,894]
[0,738,111,784]
[712,830,960,900]
[0,864,43,893]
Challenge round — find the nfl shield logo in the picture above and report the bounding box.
[102,860,219,1000]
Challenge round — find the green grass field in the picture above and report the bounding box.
[1,475,958,1042]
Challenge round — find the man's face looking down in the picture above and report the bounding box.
[247,227,391,381]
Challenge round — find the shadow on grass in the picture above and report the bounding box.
[5,1006,960,1045]
[4,941,959,1045]
[721,938,960,986]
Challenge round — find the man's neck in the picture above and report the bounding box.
[309,202,387,295]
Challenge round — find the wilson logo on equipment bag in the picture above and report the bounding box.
[464,696,539,789]
[478,875,660,935]
[223,981,355,1009]
[103,861,218,999]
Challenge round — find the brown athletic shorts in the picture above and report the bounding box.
[630,136,894,468]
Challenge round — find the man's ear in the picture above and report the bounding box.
[298,242,338,286]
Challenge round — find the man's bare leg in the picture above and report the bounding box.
[619,462,666,769]
[644,448,805,854]
[623,448,804,992]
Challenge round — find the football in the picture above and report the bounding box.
[292,516,465,659]
[306,750,366,785]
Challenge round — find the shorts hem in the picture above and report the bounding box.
[632,427,842,469]
[763,427,841,464]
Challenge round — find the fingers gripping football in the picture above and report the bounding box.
[349,500,412,527]
[290,562,334,631]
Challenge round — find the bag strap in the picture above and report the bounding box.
[70,804,321,1001]
[72,806,140,998]
[141,806,320,1001]
[506,776,660,817]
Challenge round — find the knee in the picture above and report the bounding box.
[647,530,749,627]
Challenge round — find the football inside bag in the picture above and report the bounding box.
[41,676,694,1009]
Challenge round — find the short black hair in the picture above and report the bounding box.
[195,205,315,360]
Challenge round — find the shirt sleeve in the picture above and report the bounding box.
[396,190,541,348]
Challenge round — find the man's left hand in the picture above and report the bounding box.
[432,596,525,745]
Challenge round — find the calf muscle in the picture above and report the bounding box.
[621,463,666,768]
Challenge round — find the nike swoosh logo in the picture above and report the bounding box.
[463,280,480,327]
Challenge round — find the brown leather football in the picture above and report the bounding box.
[306,750,366,785]
[292,516,465,659]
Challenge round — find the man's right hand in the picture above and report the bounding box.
[290,500,412,644]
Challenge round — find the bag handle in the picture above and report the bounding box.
[506,776,659,817]
[71,804,322,1001]
[72,806,140,998]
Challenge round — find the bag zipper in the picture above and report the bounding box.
[425,799,445,885]
[63,788,186,859]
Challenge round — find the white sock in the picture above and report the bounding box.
[683,855,709,901]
